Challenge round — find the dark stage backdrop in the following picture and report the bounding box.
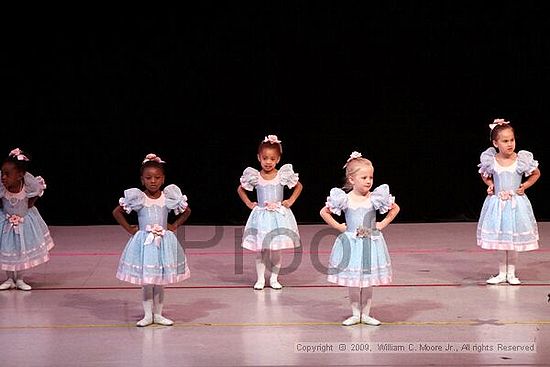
[3,4,548,225]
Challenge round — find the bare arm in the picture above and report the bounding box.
[518,168,541,194]
[112,206,138,235]
[282,181,303,208]
[168,207,191,232]
[237,185,257,210]
[320,206,346,232]
[376,203,400,230]
[480,174,494,195]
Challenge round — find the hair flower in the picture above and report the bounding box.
[263,135,282,144]
[343,151,362,168]
[142,153,165,164]
[489,118,510,130]
[9,148,29,161]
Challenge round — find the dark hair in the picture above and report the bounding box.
[490,123,514,142]
[140,160,166,175]
[2,149,31,173]
[257,141,283,156]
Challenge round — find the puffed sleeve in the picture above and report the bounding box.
[371,184,395,214]
[164,184,189,215]
[325,188,348,216]
[118,188,145,214]
[278,163,300,188]
[24,172,47,198]
[516,150,539,176]
[240,167,259,191]
[478,147,496,177]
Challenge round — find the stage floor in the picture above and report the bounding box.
[1,223,549,366]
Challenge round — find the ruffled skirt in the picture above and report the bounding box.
[327,233,392,288]
[0,207,55,271]
[241,206,301,251]
[477,195,539,251]
[116,230,190,285]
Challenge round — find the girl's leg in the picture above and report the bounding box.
[506,250,521,285]
[269,250,283,289]
[360,287,381,326]
[254,250,268,290]
[342,287,361,326]
[153,285,174,326]
[486,251,507,284]
[137,285,154,327]
[0,271,16,290]
[14,271,32,291]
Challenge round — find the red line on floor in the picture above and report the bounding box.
[25,283,550,291]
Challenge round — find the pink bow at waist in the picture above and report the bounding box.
[257,201,286,214]
[144,224,166,247]
[498,190,516,210]
[5,214,24,234]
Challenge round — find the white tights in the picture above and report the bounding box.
[348,287,374,317]
[255,250,282,283]
[497,250,518,277]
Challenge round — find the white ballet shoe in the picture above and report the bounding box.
[361,315,381,326]
[486,273,507,285]
[253,279,265,290]
[269,279,283,290]
[154,314,174,326]
[15,279,32,291]
[341,315,361,326]
[136,315,153,327]
[507,275,521,285]
[0,278,15,290]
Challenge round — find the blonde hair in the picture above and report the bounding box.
[343,157,373,191]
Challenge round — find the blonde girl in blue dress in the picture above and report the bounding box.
[0,148,54,291]
[477,119,540,285]
[237,135,303,290]
[113,153,191,326]
[320,152,399,326]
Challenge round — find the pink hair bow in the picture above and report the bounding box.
[343,151,362,168]
[263,135,282,144]
[142,153,165,164]
[489,118,510,130]
[9,148,29,161]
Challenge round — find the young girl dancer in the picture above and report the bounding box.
[320,151,399,325]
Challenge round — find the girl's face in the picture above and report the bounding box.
[257,147,281,173]
[140,166,165,195]
[349,165,374,196]
[1,162,24,192]
[493,128,516,157]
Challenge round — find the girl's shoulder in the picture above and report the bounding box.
[163,183,182,193]
[325,187,349,215]
[240,167,260,191]
[371,184,395,214]
[119,188,146,213]
[123,187,145,197]
[23,172,47,198]
[478,147,496,176]
[480,147,497,160]
[278,164,299,188]
[517,150,539,175]
[163,184,188,214]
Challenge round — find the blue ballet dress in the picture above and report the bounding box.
[240,164,301,251]
[0,172,54,271]
[477,148,539,251]
[116,184,190,285]
[325,185,394,287]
